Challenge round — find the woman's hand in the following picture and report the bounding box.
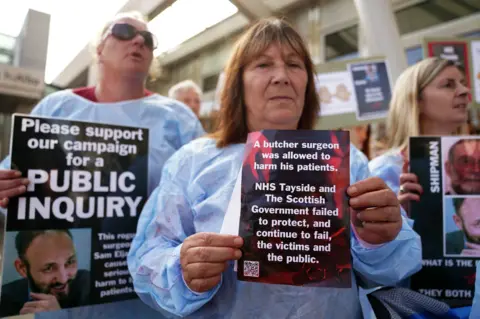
[398,158,423,214]
[0,170,29,208]
[180,232,243,293]
[349,177,402,245]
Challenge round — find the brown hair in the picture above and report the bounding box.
[212,17,319,148]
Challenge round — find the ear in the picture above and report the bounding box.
[96,42,105,59]
[453,214,463,230]
[417,92,424,112]
[14,258,28,278]
[445,160,452,178]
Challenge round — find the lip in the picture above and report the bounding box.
[454,103,467,109]
[270,96,293,100]
[129,51,144,60]
[51,284,67,293]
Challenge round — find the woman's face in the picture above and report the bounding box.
[98,17,153,77]
[242,44,308,132]
[419,65,470,127]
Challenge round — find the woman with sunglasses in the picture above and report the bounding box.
[0,11,204,319]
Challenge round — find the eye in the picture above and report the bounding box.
[66,257,77,266]
[288,61,303,68]
[42,265,53,273]
[256,62,270,68]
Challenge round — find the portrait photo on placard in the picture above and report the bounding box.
[442,136,480,196]
[444,197,480,258]
[0,228,91,317]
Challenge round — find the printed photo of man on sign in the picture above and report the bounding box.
[0,229,90,317]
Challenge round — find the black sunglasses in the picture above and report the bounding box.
[108,23,158,50]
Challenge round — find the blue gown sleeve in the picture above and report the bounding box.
[0,94,54,217]
[127,150,219,318]
[368,153,402,197]
[350,148,422,287]
[0,94,53,170]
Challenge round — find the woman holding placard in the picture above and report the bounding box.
[0,10,203,319]
[127,17,421,319]
[369,57,470,213]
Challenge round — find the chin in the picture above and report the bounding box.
[461,184,480,194]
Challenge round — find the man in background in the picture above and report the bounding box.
[0,229,89,316]
[168,80,203,117]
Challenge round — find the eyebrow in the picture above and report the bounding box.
[255,52,302,60]
[41,254,77,267]
[442,77,467,83]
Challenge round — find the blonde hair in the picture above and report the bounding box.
[386,57,457,150]
[90,11,160,81]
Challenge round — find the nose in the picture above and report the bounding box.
[56,267,69,283]
[272,65,290,85]
[132,33,145,47]
[457,82,470,96]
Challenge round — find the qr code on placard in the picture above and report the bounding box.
[243,260,260,277]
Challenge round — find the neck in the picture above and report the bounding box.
[420,117,458,136]
[95,69,146,103]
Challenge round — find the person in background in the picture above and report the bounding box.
[168,79,203,117]
[369,57,470,213]
[0,10,204,319]
[349,125,371,160]
[128,17,421,319]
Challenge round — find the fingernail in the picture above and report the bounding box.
[350,198,358,206]
[234,237,243,246]
[234,249,242,259]
[18,185,26,191]
[22,179,29,185]
[348,186,357,195]
[14,171,22,177]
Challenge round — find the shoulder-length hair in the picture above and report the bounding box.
[212,17,319,148]
[386,57,461,151]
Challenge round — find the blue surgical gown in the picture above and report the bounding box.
[128,137,422,319]
[368,150,403,196]
[0,89,205,319]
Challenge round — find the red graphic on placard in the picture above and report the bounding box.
[244,132,272,182]
[465,273,476,285]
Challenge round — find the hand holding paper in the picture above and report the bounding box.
[0,170,28,208]
[398,153,423,214]
[349,177,402,245]
[180,232,243,293]
[19,293,61,314]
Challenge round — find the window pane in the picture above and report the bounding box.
[406,46,424,66]
[395,0,480,35]
[325,25,358,62]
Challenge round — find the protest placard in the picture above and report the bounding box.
[236,130,351,288]
[0,114,148,317]
[410,136,480,307]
